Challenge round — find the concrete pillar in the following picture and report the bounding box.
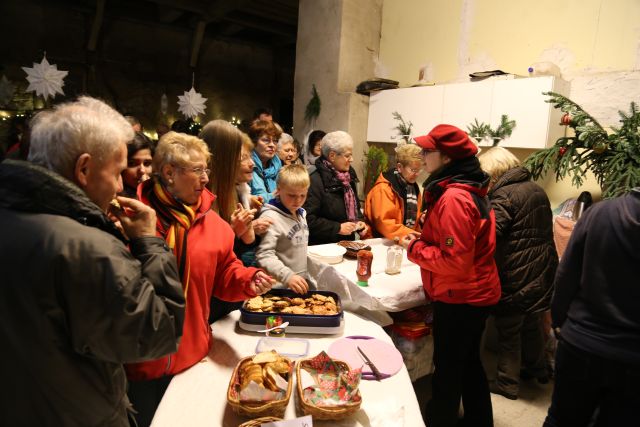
[293,0,383,189]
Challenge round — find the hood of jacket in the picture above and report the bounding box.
[0,159,126,241]
[263,198,306,220]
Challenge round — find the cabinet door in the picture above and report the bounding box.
[367,86,444,143]
[490,77,556,149]
[442,81,493,137]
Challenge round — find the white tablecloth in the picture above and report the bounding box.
[151,311,425,427]
[308,239,426,321]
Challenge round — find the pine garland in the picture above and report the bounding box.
[523,92,640,199]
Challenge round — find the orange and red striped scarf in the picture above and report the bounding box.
[146,179,201,298]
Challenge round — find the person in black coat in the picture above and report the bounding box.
[479,146,558,400]
[543,188,640,427]
[304,131,371,245]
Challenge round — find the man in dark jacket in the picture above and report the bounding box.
[0,96,186,426]
[543,188,640,427]
[479,146,558,400]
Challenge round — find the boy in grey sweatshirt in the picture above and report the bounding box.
[256,164,313,294]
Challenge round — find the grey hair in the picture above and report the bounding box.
[28,96,134,179]
[277,132,294,150]
[321,131,353,157]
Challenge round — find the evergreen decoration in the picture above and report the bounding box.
[467,115,516,146]
[363,146,388,195]
[304,84,321,125]
[524,92,640,199]
[392,111,413,144]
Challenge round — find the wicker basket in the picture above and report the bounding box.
[238,416,283,427]
[227,355,293,419]
[295,358,362,420]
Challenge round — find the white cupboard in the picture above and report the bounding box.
[366,76,569,149]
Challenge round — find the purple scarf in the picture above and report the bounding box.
[323,159,358,221]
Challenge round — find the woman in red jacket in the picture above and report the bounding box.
[125,132,274,426]
[402,125,500,427]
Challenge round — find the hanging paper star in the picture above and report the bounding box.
[177,87,207,119]
[0,75,16,107]
[22,55,68,100]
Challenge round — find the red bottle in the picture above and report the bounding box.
[356,249,373,287]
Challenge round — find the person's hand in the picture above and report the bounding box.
[249,195,264,211]
[250,271,275,295]
[339,221,358,235]
[355,221,370,237]
[400,233,417,250]
[111,196,157,239]
[230,204,256,237]
[252,217,273,236]
[287,275,309,294]
[418,212,426,227]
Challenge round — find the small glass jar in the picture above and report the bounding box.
[385,237,404,275]
[356,249,373,286]
[265,315,285,337]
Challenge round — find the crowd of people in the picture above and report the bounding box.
[0,95,637,427]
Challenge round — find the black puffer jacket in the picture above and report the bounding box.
[304,157,364,245]
[0,160,185,426]
[489,167,558,315]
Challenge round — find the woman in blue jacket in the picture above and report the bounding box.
[248,119,282,203]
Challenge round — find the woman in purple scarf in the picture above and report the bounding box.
[303,131,371,245]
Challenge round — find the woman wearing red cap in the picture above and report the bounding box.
[402,124,500,427]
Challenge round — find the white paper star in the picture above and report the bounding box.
[0,75,16,107]
[177,87,207,119]
[22,56,68,100]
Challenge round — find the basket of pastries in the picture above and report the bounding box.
[337,240,371,259]
[227,350,294,419]
[295,351,362,420]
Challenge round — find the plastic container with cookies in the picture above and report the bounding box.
[239,289,344,335]
[227,350,293,419]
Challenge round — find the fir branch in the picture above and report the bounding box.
[392,111,413,142]
[304,84,321,125]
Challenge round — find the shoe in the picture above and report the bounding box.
[489,381,518,400]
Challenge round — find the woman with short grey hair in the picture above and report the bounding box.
[303,130,370,244]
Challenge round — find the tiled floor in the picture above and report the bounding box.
[412,374,553,426]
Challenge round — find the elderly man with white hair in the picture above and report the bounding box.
[303,130,370,245]
[0,96,185,426]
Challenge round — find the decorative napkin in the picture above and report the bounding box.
[300,351,362,406]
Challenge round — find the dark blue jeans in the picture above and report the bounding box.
[427,302,493,427]
[544,339,640,427]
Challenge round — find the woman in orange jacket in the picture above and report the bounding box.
[364,143,423,240]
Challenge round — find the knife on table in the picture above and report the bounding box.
[357,346,383,381]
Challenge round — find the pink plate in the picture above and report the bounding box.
[327,336,403,380]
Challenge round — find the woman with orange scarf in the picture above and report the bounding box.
[125,132,274,427]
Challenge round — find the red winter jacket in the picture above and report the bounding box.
[126,188,259,380]
[407,178,500,306]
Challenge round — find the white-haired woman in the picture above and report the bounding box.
[303,130,370,245]
[478,146,558,400]
[276,132,300,165]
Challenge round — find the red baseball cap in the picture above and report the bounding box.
[414,124,478,160]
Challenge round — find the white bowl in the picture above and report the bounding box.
[308,245,347,264]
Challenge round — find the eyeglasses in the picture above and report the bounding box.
[259,137,278,145]
[179,166,210,177]
[407,167,422,174]
[239,154,253,164]
[337,153,354,160]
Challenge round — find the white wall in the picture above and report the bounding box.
[377,0,640,206]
